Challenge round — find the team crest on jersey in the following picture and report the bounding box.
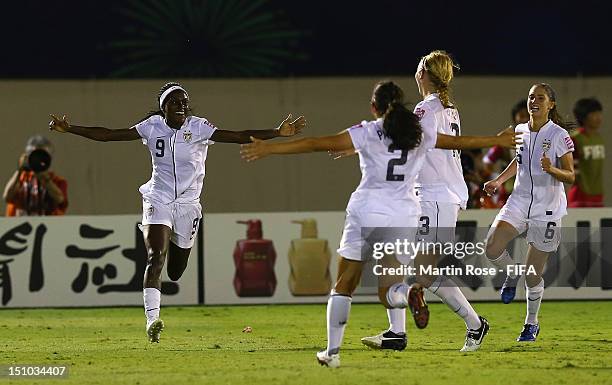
[542,139,552,153]
[146,205,154,218]
[415,108,426,120]
[183,131,193,143]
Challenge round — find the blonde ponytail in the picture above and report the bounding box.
[422,50,457,108]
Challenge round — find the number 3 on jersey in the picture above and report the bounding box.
[450,123,460,158]
[386,144,408,181]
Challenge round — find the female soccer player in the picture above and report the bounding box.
[48,82,305,343]
[362,51,507,353]
[241,80,518,367]
[484,83,575,342]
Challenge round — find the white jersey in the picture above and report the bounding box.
[347,118,435,215]
[511,120,574,220]
[133,115,217,204]
[413,93,469,208]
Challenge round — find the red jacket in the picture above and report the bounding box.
[5,171,68,216]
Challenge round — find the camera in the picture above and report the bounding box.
[23,149,52,173]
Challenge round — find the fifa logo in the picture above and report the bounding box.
[542,139,552,153]
[183,131,192,143]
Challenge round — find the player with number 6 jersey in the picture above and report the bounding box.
[484,83,575,342]
[49,82,305,343]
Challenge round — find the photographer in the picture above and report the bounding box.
[3,135,68,216]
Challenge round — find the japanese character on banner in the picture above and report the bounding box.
[0,222,46,305]
[67,224,178,295]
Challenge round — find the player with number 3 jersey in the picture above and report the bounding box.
[362,51,506,353]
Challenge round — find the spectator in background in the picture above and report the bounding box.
[3,135,68,216]
[461,149,493,208]
[482,99,529,207]
[569,98,605,207]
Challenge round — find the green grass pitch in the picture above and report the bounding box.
[1,301,611,385]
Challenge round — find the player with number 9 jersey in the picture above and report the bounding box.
[49,81,305,344]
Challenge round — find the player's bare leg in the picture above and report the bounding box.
[517,245,549,342]
[142,224,171,343]
[167,243,192,281]
[317,257,362,368]
[485,220,522,303]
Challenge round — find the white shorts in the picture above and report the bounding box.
[417,201,459,244]
[337,198,418,264]
[491,197,562,253]
[142,198,202,249]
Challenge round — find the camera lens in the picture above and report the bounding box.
[26,149,52,172]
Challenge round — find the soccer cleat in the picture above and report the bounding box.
[361,330,407,351]
[408,286,429,329]
[500,274,521,304]
[460,316,489,352]
[316,350,340,368]
[517,323,540,342]
[146,318,165,343]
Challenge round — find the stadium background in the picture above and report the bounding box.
[1,76,611,215]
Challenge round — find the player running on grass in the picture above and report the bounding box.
[48,82,305,343]
[241,80,519,367]
[484,83,575,342]
[359,51,502,352]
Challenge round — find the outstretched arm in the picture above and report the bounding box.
[436,131,521,150]
[211,114,305,144]
[241,131,353,161]
[49,114,140,142]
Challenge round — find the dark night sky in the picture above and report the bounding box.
[2,0,610,78]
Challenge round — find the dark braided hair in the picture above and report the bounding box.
[372,81,422,151]
[138,82,191,123]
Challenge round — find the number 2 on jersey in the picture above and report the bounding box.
[386,144,408,181]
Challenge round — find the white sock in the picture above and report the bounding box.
[143,288,161,327]
[386,282,409,308]
[326,294,351,355]
[428,276,481,330]
[387,308,406,335]
[525,278,544,324]
[489,249,518,278]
